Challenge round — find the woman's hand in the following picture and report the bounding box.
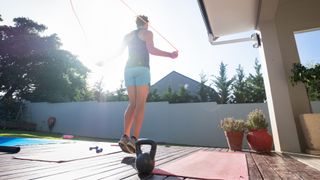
[170,51,178,59]
[95,61,105,67]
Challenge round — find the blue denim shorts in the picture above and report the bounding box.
[124,67,150,87]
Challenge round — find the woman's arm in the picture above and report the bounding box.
[144,30,178,59]
[96,34,129,66]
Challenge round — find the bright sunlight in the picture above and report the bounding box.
[68,0,181,91]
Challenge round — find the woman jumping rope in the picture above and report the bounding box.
[97,15,178,153]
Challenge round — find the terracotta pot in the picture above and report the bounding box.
[247,129,273,152]
[225,131,244,151]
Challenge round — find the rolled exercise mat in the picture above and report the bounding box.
[0,146,21,153]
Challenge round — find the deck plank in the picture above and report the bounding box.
[262,153,302,179]
[0,142,120,176]
[84,147,202,179]
[1,141,320,179]
[245,153,263,180]
[13,145,192,179]
[276,153,320,179]
[251,152,282,179]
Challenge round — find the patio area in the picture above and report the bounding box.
[1,140,320,179]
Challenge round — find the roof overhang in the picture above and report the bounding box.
[198,0,263,44]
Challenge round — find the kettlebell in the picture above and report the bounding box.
[135,138,157,175]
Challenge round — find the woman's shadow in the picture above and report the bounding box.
[121,156,136,168]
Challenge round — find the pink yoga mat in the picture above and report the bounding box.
[153,150,248,180]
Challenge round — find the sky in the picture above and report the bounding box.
[294,30,320,66]
[0,0,319,91]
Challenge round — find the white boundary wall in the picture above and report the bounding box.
[311,101,320,113]
[25,101,268,148]
[25,101,320,148]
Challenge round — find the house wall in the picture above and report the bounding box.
[257,0,320,153]
[275,0,320,152]
[258,20,300,152]
[150,71,205,97]
[25,101,269,148]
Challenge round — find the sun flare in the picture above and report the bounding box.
[70,0,136,91]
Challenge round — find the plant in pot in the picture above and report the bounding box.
[246,109,273,152]
[290,62,320,155]
[220,117,246,151]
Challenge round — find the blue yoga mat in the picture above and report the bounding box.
[0,137,61,146]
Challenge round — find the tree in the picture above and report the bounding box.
[246,59,266,103]
[162,86,180,103]
[93,77,105,102]
[105,81,128,101]
[162,86,173,102]
[198,72,209,102]
[0,17,89,102]
[147,89,161,102]
[290,63,320,101]
[213,62,235,104]
[114,81,128,101]
[198,72,219,102]
[24,49,90,102]
[231,65,249,103]
[177,86,193,103]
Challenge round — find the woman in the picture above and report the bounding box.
[98,15,178,153]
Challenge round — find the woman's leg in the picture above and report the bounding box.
[124,86,136,136]
[133,85,149,138]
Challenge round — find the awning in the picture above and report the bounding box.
[198,0,262,44]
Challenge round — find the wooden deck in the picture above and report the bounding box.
[1,141,320,180]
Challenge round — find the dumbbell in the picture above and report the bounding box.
[96,148,103,153]
[89,146,103,153]
[89,146,99,151]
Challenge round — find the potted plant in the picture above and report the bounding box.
[220,117,246,151]
[290,62,320,155]
[246,109,273,152]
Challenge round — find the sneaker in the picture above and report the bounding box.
[127,136,137,154]
[118,135,130,153]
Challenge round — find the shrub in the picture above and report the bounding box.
[246,109,268,131]
[290,63,320,101]
[220,117,246,132]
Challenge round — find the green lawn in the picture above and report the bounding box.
[0,130,116,142]
[0,130,63,139]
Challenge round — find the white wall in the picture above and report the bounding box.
[311,101,320,113]
[24,101,319,148]
[26,101,271,148]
